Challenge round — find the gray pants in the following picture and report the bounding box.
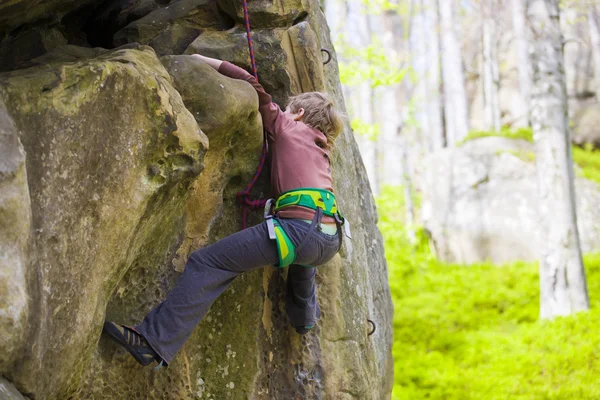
[135,218,340,364]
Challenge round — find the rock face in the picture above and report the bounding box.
[420,137,600,264]
[0,45,209,398]
[0,377,28,400]
[0,96,30,375]
[0,0,394,399]
[572,103,600,148]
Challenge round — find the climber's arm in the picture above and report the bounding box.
[191,54,289,140]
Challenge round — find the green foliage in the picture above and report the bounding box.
[350,118,380,141]
[377,186,600,400]
[458,128,600,184]
[337,38,407,88]
[363,0,410,15]
[572,144,600,186]
[458,127,534,146]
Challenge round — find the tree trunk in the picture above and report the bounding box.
[380,9,404,186]
[511,0,532,126]
[357,3,379,194]
[439,0,469,144]
[588,6,600,100]
[528,0,589,319]
[411,0,444,150]
[400,142,416,244]
[482,0,501,132]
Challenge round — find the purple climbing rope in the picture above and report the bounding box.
[242,0,258,79]
[237,0,269,229]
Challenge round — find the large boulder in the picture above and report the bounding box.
[0,46,208,398]
[0,0,95,38]
[0,1,394,399]
[185,28,292,102]
[572,103,600,148]
[218,0,310,28]
[0,97,30,374]
[113,0,233,56]
[420,136,600,264]
[0,25,67,72]
[185,21,327,104]
[0,377,28,400]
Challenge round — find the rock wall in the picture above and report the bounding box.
[0,1,393,399]
[420,137,600,264]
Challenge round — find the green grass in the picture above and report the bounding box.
[377,186,600,400]
[457,127,534,146]
[459,128,600,186]
[573,144,600,185]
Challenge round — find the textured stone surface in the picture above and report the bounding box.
[113,0,232,55]
[218,0,310,28]
[0,1,393,399]
[0,46,208,399]
[0,96,30,374]
[572,103,600,148]
[420,137,600,264]
[0,25,67,71]
[185,28,292,102]
[185,21,329,103]
[0,377,28,400]
[0,0,94,38]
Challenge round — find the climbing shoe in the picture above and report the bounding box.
[295,324,314,335]
[103,321,161,367]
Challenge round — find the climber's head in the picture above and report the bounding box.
[285,92,344,144]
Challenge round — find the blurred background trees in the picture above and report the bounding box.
[324,0,600,397]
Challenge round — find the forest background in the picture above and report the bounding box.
[322,0,600,398]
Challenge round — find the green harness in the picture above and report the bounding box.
[264,188,351,268]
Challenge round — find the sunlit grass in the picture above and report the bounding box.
[457,127,534,146]
[573,144,600,185]
[377,186,600,400]
[458,128,600,186]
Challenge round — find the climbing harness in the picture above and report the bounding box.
[264,188,351,268]
[237,0,268,230]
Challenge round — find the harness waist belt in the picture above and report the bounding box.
[274,188,338,217]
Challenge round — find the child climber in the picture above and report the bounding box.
[103,54,347,368]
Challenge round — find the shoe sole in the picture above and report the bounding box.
[103,322,155,366]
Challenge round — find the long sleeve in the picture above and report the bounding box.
[218,62,292,142]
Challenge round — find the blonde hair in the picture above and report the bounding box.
[286,92,344,145]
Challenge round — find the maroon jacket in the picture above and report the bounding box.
[218,62,335,222]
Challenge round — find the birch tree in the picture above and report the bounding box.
[439,0,470,144]
[482,0,501,131]
[528,0,589,319]
[359,11,380,195]
[410,0,444,150]
[588,5,600,99]
[381,8,405,186]
[511,0,532,125]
